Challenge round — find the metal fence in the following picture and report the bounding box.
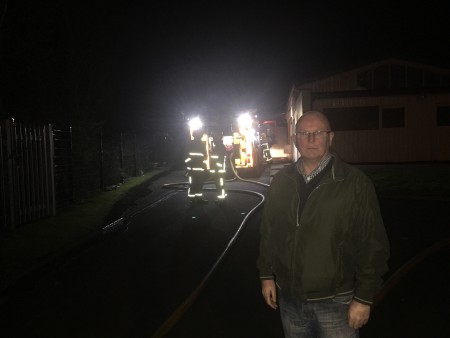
[53,126,74,208]
[69,127,155,201]
[1,119,166,231]
[0,120,55,230]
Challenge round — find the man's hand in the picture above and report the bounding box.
[261,279,278,310]
[348,300,370,330]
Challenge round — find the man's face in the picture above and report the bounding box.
[294,114,334,162]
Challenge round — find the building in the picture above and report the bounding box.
[287,58,450,163]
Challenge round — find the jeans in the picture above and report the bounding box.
[279,289,358,338]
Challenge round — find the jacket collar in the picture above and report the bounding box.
[285,152,348,183]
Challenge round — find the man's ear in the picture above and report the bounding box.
[292,134,299,150]
[329,132,334,146]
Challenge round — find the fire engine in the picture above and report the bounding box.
[231,113,265,174]
[259,115,291,162]
[187,113,269,176]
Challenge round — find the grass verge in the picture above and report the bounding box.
[360,164,450,200]
[0,168,168,290]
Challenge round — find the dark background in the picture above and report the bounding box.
[1,0,450,133]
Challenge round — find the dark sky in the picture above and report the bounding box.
[1,1,450,131]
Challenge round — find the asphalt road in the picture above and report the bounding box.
[165,186,450,338]
[0,169,272,338]
[1,165,449,338]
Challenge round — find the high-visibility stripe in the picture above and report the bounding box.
[187,186,195,197]
[217,189,226,198]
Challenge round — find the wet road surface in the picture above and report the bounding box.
[1,167,449,337]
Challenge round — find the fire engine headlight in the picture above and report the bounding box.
[188,117,203,131]
[237,113,252,129]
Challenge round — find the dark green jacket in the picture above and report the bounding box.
[257,155,390,305]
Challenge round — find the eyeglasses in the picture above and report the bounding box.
[294,130,331,139]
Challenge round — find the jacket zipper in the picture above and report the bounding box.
[296,164,344,227]
[290,163,342,294]
[285,174,301,292]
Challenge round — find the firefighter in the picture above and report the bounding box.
[260,132,272,162]
[185,129,208,204]
[210,134,227,203]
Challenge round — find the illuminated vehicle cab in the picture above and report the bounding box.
[232,113,262,171]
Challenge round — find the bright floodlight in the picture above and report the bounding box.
[237,113,252,129]
[188,117,203,131]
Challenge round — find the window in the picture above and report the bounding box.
[382,108,405,128]
[437,106,450,126]
[323,107,379,131]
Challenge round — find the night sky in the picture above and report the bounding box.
[1,1,449,132]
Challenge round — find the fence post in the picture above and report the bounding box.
[0,122,8,229]
[68,126,74,203]
[120,132,124,170]
[47,124,56,216]
[99,127,104,190]
[133,133,137,176]
[5,120,16,230]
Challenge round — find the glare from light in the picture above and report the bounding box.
[247,128,256,142]
[237,113,253,129]
[188,117,203,131]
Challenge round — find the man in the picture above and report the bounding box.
[260,133,272,162]
[185,130,207,204]
[210,135,227,203]
[257,111,389,337]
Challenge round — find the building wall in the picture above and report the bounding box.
[289,59,450,163]
[310,93,450,162]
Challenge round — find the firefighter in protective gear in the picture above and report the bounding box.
[260,132,272,162]
[185,130,207,204]
[210,135,227,203]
